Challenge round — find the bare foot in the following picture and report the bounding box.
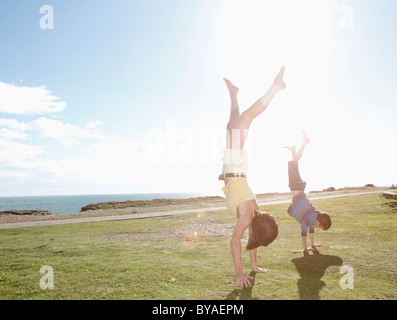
[252,267,270,273]
[223,78,239,95]
[302,130,311,145]
[283,145,296,152]
[283,145,296,157]
[273,66,286,90]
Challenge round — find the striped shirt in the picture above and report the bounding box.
[287,192,318,236]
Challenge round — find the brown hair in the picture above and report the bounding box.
[316,211,332,230]
[246,211,278,250]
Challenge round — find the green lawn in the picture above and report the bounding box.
[0,193,396,300]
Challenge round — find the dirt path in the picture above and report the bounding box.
[0,191,385,230]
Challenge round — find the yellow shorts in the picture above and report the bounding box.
[222,177,256,217]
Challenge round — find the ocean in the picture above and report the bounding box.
[0,193,205,214]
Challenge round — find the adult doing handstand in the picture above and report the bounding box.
[219,66,285,287]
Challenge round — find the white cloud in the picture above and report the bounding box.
[85,120,103,129]
[0,81,67,114]
[0,133,148,188]
[0,111,148,189]
[28,117,103,147]
[0,117,104,147]
[0,118,30,130]
[0,138,46,166]
[0,118,30,140]
[0,77,110,187]
[0,127,29,140]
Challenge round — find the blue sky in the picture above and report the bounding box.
[0,0,396,196]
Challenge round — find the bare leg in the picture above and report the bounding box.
[242,66,286,123]
[291,130,310,163]
[224,78,240,124]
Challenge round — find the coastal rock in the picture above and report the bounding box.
[0,210,53,216]
[80,196,226,212]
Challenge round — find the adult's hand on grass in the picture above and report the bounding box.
[236,272,253,288]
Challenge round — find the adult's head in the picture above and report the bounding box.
[246,211,278,250]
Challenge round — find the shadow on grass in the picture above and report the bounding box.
[384,201,397,211]
[291,249,343,300]
[225,271,258,300]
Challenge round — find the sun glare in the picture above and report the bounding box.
[213,0,338,193]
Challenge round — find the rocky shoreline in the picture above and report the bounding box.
[0,186,389,225]
[79,196,227,212]
[0,210,52,216]
[0,193,289,225]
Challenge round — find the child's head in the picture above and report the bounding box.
[246,211,278,250]
[315,211,332,230]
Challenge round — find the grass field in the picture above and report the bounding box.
[0,193,396,300]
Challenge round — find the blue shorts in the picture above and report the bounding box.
[288,161,306,191]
